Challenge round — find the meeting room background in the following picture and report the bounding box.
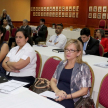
[0,0,108,36]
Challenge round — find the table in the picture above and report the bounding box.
[0,87,65,108]
[29,25,80,41]
[33,45,108,108]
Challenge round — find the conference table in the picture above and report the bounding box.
[33,45,108,108]
[0,87,65,108]
[30,25,81,41]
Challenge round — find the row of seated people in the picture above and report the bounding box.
[0,26,91,108]
[6,17,108,58]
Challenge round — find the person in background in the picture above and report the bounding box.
[2,29,36,88]
[2,19,10,31]
[78,28,99,55]
[0,26,9,76]
[96,29,108,57]
[20,19,31,36]
[32,19,47,44]
[46,24,67,49]
[50,39,91,108]
[0,9,13,28]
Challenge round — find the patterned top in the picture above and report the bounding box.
[53,60,91,103]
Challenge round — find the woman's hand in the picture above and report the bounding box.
[55,96,65,102]
[55,90,67,100]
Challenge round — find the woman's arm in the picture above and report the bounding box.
[66,87,89,99]
[2,57,12,72]
[0,43,9,62]
[51,78,67,99]
[6,57,30,70]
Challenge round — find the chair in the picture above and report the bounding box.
[99,44,104,56]
[83,62,95,97]
[96,74,108,108]
[99,20,106,28]
[41,56,62,80]
[35,50,42,78]
[4,30,10,42]
[11,28,17,37]
[38,30,48,45]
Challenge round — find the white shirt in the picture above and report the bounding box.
[46,34,67,49]
[83,37,90,55]
[5,25,10,31]
[6,43,37,77]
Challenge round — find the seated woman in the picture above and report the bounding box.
[2,19,10,31]
[0,26,9,76]
[96,29,108,57]
[50,39,91,108]
[2,29,37,88]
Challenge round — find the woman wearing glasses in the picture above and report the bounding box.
[50,39,91,108]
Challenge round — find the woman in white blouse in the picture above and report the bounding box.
[2,29,37,87]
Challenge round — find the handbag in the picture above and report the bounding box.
[33,78,51,94]
[74,97,96,108]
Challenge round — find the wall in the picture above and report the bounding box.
[0,0,30,21]
[30,0,88,27]
[87,0,108,27]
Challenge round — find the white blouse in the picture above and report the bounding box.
[6,43,37,77]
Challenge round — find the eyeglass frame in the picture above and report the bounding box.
[64,49,79,53]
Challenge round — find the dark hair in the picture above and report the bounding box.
[56,23,63,29]
[0,26,6,46]
[80,28,90,37]
[15,29,33,46]
[40,19,45,23]
[97,29,105,38]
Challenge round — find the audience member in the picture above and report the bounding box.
[0,26,9,76]
[46,24,67,49]
[96,29,108,57]
[2,19,10,31]
[20,19,31,36]
[78,28,99,55]
[0,9,13,28]
[2,29,36,88]
[32,19,47,44]
[50,39,91,108]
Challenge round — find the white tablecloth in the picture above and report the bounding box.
[33,45,107,108]
[0,87,64,108]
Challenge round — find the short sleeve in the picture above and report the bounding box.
[53,65,59,79]
[21,49,36,63]
[6,48,13,58]
[80,64,91,88]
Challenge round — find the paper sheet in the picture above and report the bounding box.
[94,62,108,68]
[0,80,28,94]
[39,91,59,99]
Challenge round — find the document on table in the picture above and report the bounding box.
[39,91,59,99]
[0,80,28,94]
[94,62,108,68]
[0,90,65,108]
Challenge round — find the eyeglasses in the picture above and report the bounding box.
[64,49,79,53]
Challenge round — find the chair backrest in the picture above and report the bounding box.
[4,30,10,41]
[11,28,17,37]
[96,74,108,108]
[99,20,106,28]
[99,44,104,56]
[83,62,95,97]
[41,56,62,80]
[35,50,42,78]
